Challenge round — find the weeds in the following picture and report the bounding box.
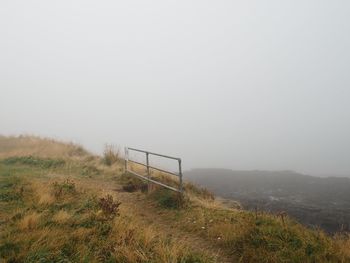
[98,194,121,220]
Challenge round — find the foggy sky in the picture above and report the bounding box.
[1,1,350,175]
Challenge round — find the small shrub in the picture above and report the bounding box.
[103,144,120,166]
[98,194,121,220]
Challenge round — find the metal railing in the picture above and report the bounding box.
[124,147,183,193]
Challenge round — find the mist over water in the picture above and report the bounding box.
[1,1,350,175]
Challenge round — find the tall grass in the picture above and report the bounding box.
[103,144,120,166]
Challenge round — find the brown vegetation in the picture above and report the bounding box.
[0,135,89,159]
[1,136,350,263]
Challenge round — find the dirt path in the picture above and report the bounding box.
[91,179,236,263]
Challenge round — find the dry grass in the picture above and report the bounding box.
[33,181,56,205]
[103,144,120,166]
[0,135,89,159]
[0,169,212,262]
[38,192,55,205]
[2,135,350,263]
[111,214,209,262]
[18,212,41,230]
[334,234,350,260]
[53,210,72,224]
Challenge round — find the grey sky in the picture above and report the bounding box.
[1,1,350,175]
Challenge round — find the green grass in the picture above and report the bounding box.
[1,149,350,262]
[154,200,345,263]
[2,156,65,169]
[148,188,186,209]
[0,159,213,263]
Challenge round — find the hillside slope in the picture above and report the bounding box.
[186,169,350,233]
[0,136,349,263]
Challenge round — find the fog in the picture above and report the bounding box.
[1,1,350,175]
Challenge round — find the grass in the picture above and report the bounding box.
[117,166,350,262]
[0,155,212,262]
[52,210,72,224]
[151,200,349,263]
[148,187,187,209]
[119,172,148,192]
[0,136,350,263]
[2,156,66,169]
[0,135,88,159]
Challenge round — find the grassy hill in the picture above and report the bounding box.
[185,169,350,234]
[0,136,349,262]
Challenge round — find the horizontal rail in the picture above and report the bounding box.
[128,159,180,177]
[128,147,181,161]
[125,146,183,193]
[127,159,147,167]
[127,170,181,193]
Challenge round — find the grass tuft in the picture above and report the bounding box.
[53,210,72,224]
[103,144,120,166]
[18,212,41,230]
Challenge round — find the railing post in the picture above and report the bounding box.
[146,152,150,192]
[178,159,183,193]
[124,147,128,173]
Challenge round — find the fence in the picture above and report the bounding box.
[124,147,183,193]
